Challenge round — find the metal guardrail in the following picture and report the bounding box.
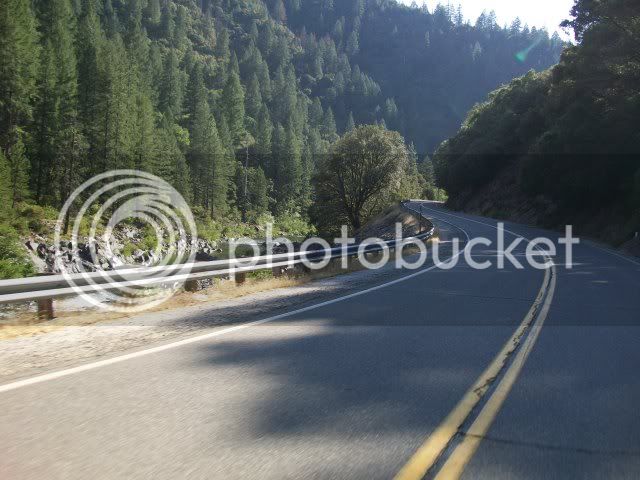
[0,203,434,307]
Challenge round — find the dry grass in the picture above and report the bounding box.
[0,236,437,341]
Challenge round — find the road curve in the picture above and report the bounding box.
[1,203,639,479]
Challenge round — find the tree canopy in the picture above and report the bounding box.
[435,0,640,243]
[0,0,565,259]
[312,125,420,233]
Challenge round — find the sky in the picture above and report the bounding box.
[398,0,575,38]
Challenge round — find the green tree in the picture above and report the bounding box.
[0,224,35,279]
[144,0,161,26]
[95,36,135,172]
[33,0,84,206]
[245,74,263,121]
[274,122,303,212]
[313,125,410,231]
[223,54,246,146]
[0,0,40,150]
[0,150,13,218]
[76,0,104,161]
[346,111,355,131]
[321,107,338,142]
[247,166,270,216]
[189,79,228,216]
[7,134,30,206]
[346,29,359,56]
[159,49,185,119]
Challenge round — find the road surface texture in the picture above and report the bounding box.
[1,203,639,479]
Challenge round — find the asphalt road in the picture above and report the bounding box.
[1,203,639,479]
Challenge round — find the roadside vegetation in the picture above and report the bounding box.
[434,0,640,244]
[0,205,431,338]
[0,0,564,279]
[312,125,425,235]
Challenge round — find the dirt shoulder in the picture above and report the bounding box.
[0,248,433,382]
[0,205,430,382]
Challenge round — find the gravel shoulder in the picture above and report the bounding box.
[0,255,428,382]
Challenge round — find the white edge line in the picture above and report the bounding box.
[0,212,470,394]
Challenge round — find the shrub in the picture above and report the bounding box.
[0,225,35,279]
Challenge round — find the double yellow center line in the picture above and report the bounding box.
[394,210,557,480]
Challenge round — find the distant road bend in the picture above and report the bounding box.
[1,202,640,479]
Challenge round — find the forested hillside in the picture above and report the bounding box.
[286,0,564,152]
[434,0,640,244]
[0,0,563,260]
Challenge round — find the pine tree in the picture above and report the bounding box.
[32,38,56,202]
[159,49,185,119]
[346,29,359,56]
[144,0,161,26]
[309,98,324,127]
[160,1,174,42]
[274,121,302,211]
[247,166,269,215]
[255,105,273,168]
[7,134,30,206]
[215,27,231,75]
[245,74,263,121]
[0,0,40,151]
[256,58,271,102]
[346,111,355,132]
[223,54,246,146]
[95,36,135,173]
[188,66,228,216]
[321,107,338,142]
[274,0,287,24]
[0,150,13,219]
[33,0,84,206]
[131,86,156,172]
[153,118,192,202]
[174,5,188,50]
[102,0,120,37]
[272,65,297,125]
[217,114,233,154]
[77,0,104,165]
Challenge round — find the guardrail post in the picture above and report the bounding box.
[235,271,246,286]
[37,298,55,321]
[35,273,55,320]
[185,279,200,292]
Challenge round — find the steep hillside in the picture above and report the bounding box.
[434,1,640,244]
[286,0,564,152]
[0,0,564,277]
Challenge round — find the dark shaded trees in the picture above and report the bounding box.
[435,0,640,242]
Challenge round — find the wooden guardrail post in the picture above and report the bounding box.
[37,298,55,321]
[184,279,200,292]
[36,273,55,320]
[235,271,246,286]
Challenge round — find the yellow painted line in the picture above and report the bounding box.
[393,265,552,480]
[434,267,557,479]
